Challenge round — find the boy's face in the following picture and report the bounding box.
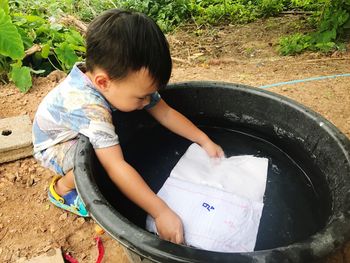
[96,68,158,112]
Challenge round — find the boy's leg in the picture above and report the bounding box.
[35,139,89,217]
[48,173,89,217]
[55,169,75,196]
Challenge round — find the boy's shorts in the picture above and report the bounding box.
[34,139,78,176]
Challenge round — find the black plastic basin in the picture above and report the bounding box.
[74,81,350,263]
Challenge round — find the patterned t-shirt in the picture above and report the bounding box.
[32,63,160,154]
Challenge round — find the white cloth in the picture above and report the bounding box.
[146,143,268,252]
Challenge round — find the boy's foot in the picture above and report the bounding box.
[48,176,89,217]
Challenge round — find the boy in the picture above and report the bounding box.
[32,9,224,244]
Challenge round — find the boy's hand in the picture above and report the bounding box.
[154,206,184,244]
[201,140,225,158]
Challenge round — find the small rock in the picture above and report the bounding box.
[46,248,57,256]
[30,174,39,183]
[4,252,12,261]
[49,225,58,233]
[7,173,17,183]
[26,178,34,187]
[28,166,36,173]
[39,226,47,233]
[59,213,68,221]
[75,217,85,226]
[42,245,52,252]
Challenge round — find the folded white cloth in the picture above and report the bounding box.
[146,143,268,252]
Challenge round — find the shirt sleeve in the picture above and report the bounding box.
[69,103,119,149]
[143,92,161,110]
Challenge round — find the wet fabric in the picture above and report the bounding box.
[146,143,268,252]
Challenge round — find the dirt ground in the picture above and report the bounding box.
[0,15,349,262]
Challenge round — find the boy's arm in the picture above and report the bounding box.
[95,145,183,244]
[147,99,224,157]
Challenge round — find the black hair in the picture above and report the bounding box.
[86,9,172,89]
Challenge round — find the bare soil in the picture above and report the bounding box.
[0,15,349,262]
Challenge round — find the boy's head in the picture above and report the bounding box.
[85,9,172,90]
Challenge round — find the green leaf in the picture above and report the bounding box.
[65,30,85,46]
[314,41,336,52]
[54,42,79,71]
[21,14,46,24]
[41,43,51,58]
[0,9,25,59]
[338,11,349,26]
[0,0,9,15]
[9,65,32,92]
[68,44,86,53]
[50,23,63,31]
[320,28,337,42]
[17,27,34,49]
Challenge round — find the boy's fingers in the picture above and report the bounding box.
[175,230,184,244]
[171,236,181,244]
[217,146,225,158]
[168,231,183,244]
[219,149,225,158]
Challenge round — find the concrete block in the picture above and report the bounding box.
[16,248,64,263]
[0,115,33,163]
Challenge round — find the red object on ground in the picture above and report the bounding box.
[95,237,105,263]
[64,236,105,263]
[64,253,79,263]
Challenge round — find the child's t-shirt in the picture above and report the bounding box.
[32,63,160,154]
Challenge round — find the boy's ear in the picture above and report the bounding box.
[94,73,111,91]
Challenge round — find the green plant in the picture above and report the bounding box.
[258,0,284,17]
[289,0,323,11]
[278,33,311,55]
[0,0,85,92]
[189,0,259,25]
[278,0,350,55]
[115,0,190,32]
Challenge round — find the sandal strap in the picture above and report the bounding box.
[49,176,64,203]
